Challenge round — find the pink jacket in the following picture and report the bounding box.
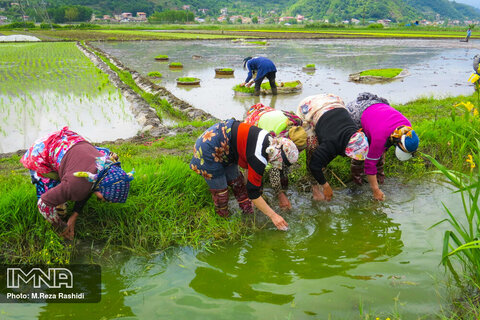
[361,104,411,175]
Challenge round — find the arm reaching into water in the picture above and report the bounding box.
[251,196,289,231]
[367,174,385,201]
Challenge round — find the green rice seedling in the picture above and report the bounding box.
[169,62,183,67]
[232,84,255,93]
[305,64,315,68]
[359,68,403,78]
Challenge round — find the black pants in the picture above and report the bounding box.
[254,71,276,95]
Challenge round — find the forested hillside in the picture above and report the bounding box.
[1,0,480,22]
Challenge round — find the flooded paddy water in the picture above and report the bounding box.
[0,42,141,154]
[2,180,462,319]
[96,38,479,120]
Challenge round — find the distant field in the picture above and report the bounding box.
[19,26,473,41]
[28,29,243,41]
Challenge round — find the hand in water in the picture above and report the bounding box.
[272,213,289,231]
[373,188,385,201]
[323,184,333,201]
[312,184,325,201]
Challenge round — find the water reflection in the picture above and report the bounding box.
[190,205,403,304]
[38,264,136,319]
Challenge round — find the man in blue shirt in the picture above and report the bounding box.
[241,57,277,96]
[466,28,472,42]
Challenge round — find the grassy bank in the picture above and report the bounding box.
[0,131,253,264]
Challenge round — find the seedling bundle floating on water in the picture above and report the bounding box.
[154,55,169,61]
[176,77,200,85]
[232,80,302,96]
[215,68,234,76]
[169,62,183,69]
[303,64,316,72]
[349,68,409,83]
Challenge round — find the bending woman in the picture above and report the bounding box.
[244,103,307,209]
[20,127,134,240]
[346,92,419,201]
[190,119,299,230]
[296,94,369,201]
[240,56,277,96]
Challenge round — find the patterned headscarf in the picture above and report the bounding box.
[390,126,419,161]
[345,131,369,160]
[266,136,299,169]
[74,158,134,203]
[297,94,345,126]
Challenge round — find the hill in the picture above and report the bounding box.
[2,0,480,22]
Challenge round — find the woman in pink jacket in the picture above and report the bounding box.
[346,92,419,201]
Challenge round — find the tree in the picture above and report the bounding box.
[252,16,258,24]
[149,10,194,24]
[64,6,79,22]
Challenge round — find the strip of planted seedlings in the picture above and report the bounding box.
[0,42,133,153]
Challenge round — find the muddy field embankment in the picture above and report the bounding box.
[83,42,217,122]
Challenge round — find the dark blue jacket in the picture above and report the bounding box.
[245,57,277,83]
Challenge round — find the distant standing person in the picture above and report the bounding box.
[240,57,277,96]
[466,27,472,42]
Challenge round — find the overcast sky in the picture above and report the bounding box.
[452,0,480,10]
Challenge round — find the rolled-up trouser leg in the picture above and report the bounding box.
[351,159,364,185]
[209,188,230,217]
[376,154,386,184]
[228,172,253,214]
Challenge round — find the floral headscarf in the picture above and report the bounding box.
[345,131,369,160]
[74,157,134,203]
[266,136,299,169]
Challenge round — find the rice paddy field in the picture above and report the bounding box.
[0,42,140,153]
[0,29,479,319]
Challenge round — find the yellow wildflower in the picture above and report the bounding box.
[455,102,479,117]
[466,154,476,169]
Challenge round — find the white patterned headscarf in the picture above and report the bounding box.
[266,136,299,169]
[296,94,346,126]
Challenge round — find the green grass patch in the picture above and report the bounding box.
[169,62,183,67]
[359,68,403,78]
[305,64,315,68]
[0,145,254,263]
[147,71,162,78]
[219,68,233,72]
[155,55,168,59]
